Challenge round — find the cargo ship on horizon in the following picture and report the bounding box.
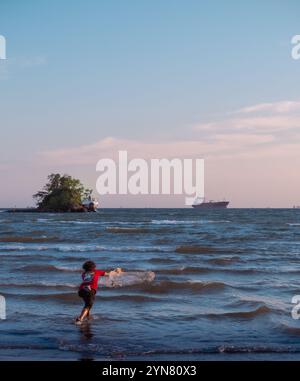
[192,198,229,209]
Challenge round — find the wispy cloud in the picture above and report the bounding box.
[39,100,300,167]
[194,100,300,137]
[235,100,300,114]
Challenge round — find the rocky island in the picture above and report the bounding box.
[9,173,98,213]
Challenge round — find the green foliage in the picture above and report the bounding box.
[33,174,87,212]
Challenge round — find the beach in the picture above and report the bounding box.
[0,208,300,360]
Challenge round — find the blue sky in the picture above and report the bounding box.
[0,1,300,207]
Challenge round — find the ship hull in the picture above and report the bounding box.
[192,201,229,209]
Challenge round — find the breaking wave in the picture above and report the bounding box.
[151,219,230,225]
[151,219,197,225]
[0,243,174,253]
[100,271,155,287]
[0,282,77,289]
[17,264,80,273]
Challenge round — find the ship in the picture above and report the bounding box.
[81,190,99,212]
[192,197,229,209]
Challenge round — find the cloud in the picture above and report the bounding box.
[38,132,283,167]
[4,99,300,208]
[194,100,300,137]
[40,137,216,165]
[195,115,300,134]
[39,100,300,167]
[235,100,300,114]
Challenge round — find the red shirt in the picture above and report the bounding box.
[79,269,106,291]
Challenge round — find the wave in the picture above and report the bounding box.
[3,292,161,303]
[14,263,260,277]
[3,292,79,303]
[280,324,300,336]
[156,266,213,275]
[151,219,196,225]
[0,243,173,253]
[106,227,149,234]
[156,266,259,275]
[151,219,230,225]
[148,257,178,264]
[37,219,99,225]
[206,305,272,319]
[207,256,241,265]
[175,245,217,254]
[0,252,88,261]
[0,282,77,289]
[17,264,80,273]
[59,221,99,225]
[3,291,161,304]
[125,280,228,294]
[6,279,226,295]
[0,236,61,243]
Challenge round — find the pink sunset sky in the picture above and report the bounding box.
[2,100,300,208]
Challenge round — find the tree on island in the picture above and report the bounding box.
[33,173,92,212]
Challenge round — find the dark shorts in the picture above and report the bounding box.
[78,288,96,309]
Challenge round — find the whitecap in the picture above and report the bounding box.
[0,243,174,253]
[99,271,155,288]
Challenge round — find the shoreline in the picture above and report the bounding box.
[1,350,300,361]
[5,208,97,213]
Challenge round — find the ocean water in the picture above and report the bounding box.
[1,208,300,360]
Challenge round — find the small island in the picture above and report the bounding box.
[9,173,98,213]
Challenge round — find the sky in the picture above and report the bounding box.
[0,0,300,207]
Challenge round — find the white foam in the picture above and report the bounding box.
[0,243,173,253]
[151,219,196,225]
[151,219,230,225]
[99,271,155,288]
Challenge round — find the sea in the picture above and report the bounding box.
[0,208,300,361]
